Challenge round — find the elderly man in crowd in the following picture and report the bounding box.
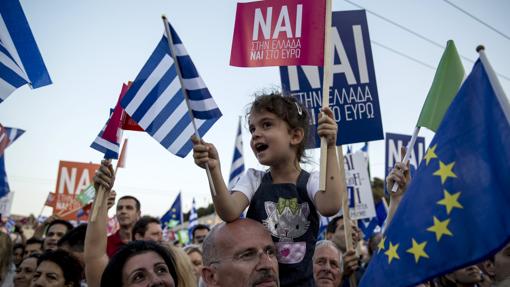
[201,218,279,287]
[313,240,343,287]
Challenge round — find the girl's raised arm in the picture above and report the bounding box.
[192,136,249,222]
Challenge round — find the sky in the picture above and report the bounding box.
[1,0,509,217]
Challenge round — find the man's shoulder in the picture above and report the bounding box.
[107,230,122,242]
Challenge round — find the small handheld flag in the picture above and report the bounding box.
[0,0,51,103]
[161,192,183,229]
[120,19,221,158]
[90,84,128,159]
[0,125,25,156]
[228,117,244,190]
[392,40,464,192]
[0,155,9,198]
[188,197,197,239]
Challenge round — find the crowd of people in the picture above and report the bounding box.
[0,93,509,286]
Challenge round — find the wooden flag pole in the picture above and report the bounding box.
[319,0,334,191]
[478,45,510,122]
[338,146,357,287]
[162,15,217,196]
[90,187,105,223]
[390,126,419,192]
[37,204,46,221]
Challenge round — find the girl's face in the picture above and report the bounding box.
[14,257,37,287]
[249,110,302,167]
[31,261,66,287]
[122,251,175,287]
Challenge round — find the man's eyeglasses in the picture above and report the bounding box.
[208,246,277,265]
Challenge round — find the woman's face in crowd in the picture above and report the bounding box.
[14,257,37,287]
[122,251,175,287]
[30,260,66,287]
[187,251,203,279]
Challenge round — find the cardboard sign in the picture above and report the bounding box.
[52,161,99,220]
[280,10,383,147]
[230,0,325,67]
[345,151,375,220]
[384,132,426,193]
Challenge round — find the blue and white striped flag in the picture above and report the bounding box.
[0,155,9,198]
[228,117,244,189]
[0,0,51,103]
[188,197,197,238]
[0,125,25,156]
[120,21,221,157]
[90,109,123,159]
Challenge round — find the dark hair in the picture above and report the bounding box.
[45,219,73,236]
[118,195,141,212]
[26,237,43,246]
[58,224,87,252]
[37,249,83,286]
[248,92,310,164]
[101,241,178,287]
[192,224,210,238]
[326,215,344,234]
[13,243,25,252]
[132,216,161,240]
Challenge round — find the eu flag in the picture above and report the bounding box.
[161,192,182,229]
[360,57,510,287]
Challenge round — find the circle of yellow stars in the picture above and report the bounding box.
[378,144,464,264]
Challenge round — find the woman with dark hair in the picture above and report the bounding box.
[87,160,179,287]
[31,249,82,287]
[100,240,177,287]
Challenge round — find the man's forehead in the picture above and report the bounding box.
[316,245,340,257]
[218,224,272,251]
[118,198,136,207]
[49,223,68,231]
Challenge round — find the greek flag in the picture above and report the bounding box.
[90,109,123,159]
[228,118,244,189]
[120,22,221,157]
[0,0,51,103]
[0,125,25,155]
[188,197,197,238]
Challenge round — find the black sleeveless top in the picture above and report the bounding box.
[246,170,319,287]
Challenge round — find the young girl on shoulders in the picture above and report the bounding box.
[192,93,344,287]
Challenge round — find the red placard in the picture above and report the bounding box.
[230,0,325,67]
[52,161,100,221]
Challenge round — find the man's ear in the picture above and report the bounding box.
[290,128,304,145]
[325,232,333,240]
[134,233,142,241]
[201,266,218,286]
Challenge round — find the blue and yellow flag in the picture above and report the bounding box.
[360,58,510,286]
[161,192,182,229]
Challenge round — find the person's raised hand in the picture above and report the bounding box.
[317,107,338,147]
[386,147,411,200]
[191,135,220,170]
[93,159,115,192]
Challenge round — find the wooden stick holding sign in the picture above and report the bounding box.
[90,176,107,222]
[338,146,357,287]
[319,0,333,191]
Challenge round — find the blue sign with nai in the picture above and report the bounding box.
[280,10,383,148]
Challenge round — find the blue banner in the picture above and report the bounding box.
[385,132,426,192]
[280,10,383,148]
